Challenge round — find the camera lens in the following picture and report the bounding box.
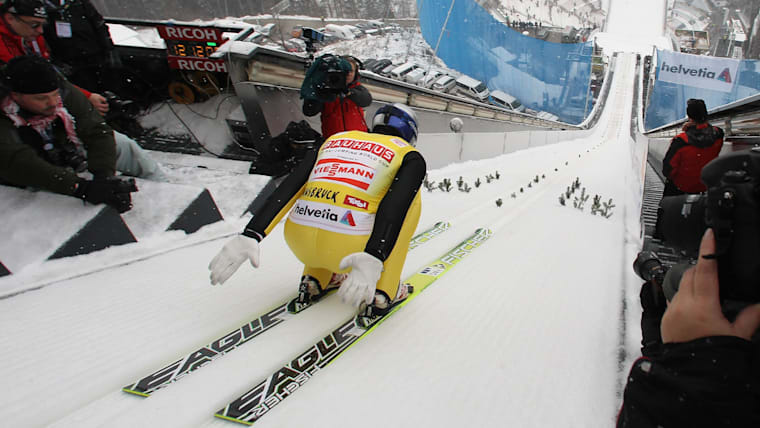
[633,251,666,286]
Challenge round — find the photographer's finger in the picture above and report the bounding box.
[693,229,719,301]
[733,303,760,340]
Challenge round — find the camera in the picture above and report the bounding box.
[103,91,140,121]
[300,27,324,54]
[653,147,760,304]
[314,54,348,95]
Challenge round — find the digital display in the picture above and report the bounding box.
[166,40,219,58]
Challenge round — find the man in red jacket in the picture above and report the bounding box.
[661,98,724,196]
[0,0,108,114]
[302,55,372,138]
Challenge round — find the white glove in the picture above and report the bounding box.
[208,235,261,286]
[337,252,384,307]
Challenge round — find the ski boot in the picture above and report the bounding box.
[286,273,347,313]
[354,283,413,329]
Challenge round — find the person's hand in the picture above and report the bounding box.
[88,93,110,115]
[208,235,261,285]
[73,177,138,213]
[337,252,383,307]
[661,229,760,343]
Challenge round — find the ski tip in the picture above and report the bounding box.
[214,412,253,426]
[121,387,150,398]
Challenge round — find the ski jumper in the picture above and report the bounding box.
[242,130,425,300]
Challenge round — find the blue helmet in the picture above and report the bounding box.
[372,103,419,146]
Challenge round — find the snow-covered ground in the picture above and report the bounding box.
[0,0,667,426]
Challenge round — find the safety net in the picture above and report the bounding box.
[417,0,595,124]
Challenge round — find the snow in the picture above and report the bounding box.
[0,0,667,426]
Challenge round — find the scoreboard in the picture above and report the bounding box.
[157,25,228,73]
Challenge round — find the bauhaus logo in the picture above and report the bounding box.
[322,138,396,162]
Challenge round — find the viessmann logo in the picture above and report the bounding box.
[313,158,375,190]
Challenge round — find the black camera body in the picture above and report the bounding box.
[103,91,140,120]
[314,54,348,96]
[300,27,324,55]
[657,147,760,303]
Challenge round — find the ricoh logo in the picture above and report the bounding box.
[313,158,375,190]
[660,61,732,83]
[323,139,396,162]
[343,195,368,210]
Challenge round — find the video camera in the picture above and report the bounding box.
[635,148,760,305]
[301,54,350,102]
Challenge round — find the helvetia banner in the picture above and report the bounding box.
[657,50,739,93]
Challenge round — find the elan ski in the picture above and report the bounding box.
[214,227,492,425]
[122,221,450,397]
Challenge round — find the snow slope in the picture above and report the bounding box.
[1,52,645,428]
[0,0,665,426]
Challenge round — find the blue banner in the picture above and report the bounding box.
[417,0,594,124]
[645,49,760,130]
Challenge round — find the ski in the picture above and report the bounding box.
[214,227,492,425]
[122,221,450,397]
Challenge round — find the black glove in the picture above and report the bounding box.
[74,177,138,213]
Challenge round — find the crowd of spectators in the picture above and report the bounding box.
[0,0,163,214]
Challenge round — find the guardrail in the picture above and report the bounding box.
[216,41,582,130]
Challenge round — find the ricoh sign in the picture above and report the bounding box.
[166,57,228,73]
[158,25,228,73]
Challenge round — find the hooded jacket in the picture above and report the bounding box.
[662,122,723,194]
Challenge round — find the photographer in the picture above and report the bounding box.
[42,0,120,95]
[618,229,760,427]
[302,54,372,138]
[0,55,138,212]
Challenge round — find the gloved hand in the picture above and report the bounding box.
[208,235,261,285]
[74,176,137,213]
[337,252,384,307]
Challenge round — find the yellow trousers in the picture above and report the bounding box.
[283,199,421,299]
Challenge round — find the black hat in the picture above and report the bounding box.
[4,55,59,94]
[3,0,48,18]
[686,98,707,122]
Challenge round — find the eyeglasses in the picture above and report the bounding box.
[14,15,45,29]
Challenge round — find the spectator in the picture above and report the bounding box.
[0,0,110,113]
[661,99,723,196]
[617,229,760,427]
[302,55,372,138]
[0,55,155,212]
[42,0,120,95]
